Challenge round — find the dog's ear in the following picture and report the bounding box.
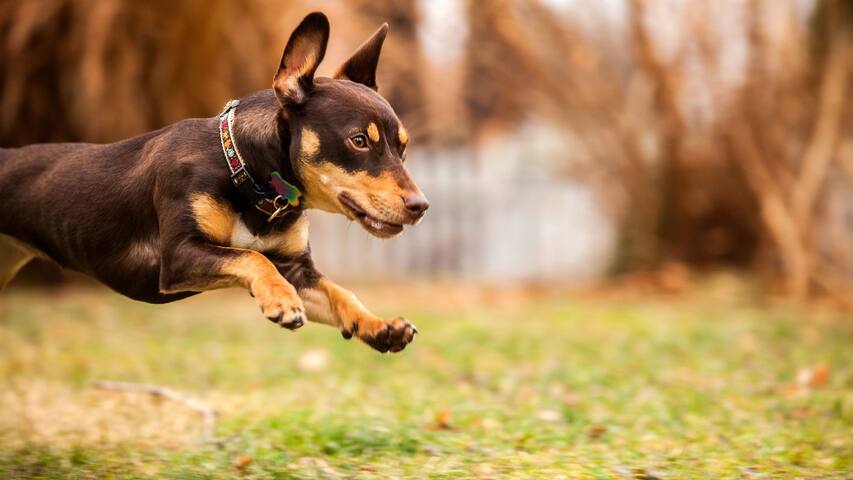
[333,23,388,91]
[274,12,330,106]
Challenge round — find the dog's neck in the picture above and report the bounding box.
[230,90,303,196]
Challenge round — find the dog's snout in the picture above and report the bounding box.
[403,193,429,218]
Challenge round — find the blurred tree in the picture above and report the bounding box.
[460,0,851,299]
[0,0,303,146]
[723,0,852,299]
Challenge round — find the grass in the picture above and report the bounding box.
[0,279,851,479]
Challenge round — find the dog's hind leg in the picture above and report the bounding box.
[0,235,34,289]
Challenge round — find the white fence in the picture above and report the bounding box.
[308,148,615,282]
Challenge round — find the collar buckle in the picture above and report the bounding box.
[230,166,251,187]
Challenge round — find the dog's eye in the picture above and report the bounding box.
[349,134,369,151]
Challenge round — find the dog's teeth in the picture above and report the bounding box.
[366,217,384,229]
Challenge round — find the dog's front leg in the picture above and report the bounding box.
[298,278,418,353]
[159,241,305,329]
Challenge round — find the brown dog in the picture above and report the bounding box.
[0,12,428,353]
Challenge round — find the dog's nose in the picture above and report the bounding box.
[403,193,429,218]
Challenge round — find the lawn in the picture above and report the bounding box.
[0,279,851,479]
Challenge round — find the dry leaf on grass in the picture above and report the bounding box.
[587,424,607,438]
[796,363,830,388]
[232,455,253,473]
[429,410,456,431]
[782,363,831,398]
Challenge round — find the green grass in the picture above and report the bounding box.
[0,282,851,479]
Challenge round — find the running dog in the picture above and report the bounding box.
[0,12,427,353]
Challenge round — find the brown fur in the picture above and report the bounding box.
[0,12,425,353]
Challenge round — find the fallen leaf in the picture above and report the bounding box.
[231,455,253,472]
[587,424,607,438]
[429,410,456,431]
[633,468,665,479]
[796,363,830,388]
[614,466,665,479]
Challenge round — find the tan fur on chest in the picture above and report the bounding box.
[191,194,309,256]
[230,213,309,256]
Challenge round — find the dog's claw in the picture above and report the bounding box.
[282,314,304,330]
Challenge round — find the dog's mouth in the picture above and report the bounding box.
[338,192,404,238]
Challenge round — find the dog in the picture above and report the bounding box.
[0,12,427,353]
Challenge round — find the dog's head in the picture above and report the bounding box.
[273,12,427,238]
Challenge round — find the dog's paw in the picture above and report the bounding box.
[344,316,418,353]
[266,304,306,330]
[252,282,305,330]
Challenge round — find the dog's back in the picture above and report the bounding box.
[0,143,96,288]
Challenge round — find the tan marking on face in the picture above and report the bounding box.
[300,128,320,159]
[398,125,409,145]
[367,122,380,143]
[191,194,236,244]
[299,162,415,225]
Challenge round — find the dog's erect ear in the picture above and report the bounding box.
[333,23,388,91]
[274,12,330,106]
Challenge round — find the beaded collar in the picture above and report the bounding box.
[219,99,301,222]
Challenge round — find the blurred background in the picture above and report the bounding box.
[1,0,852,303]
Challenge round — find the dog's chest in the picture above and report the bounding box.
[229,214,309,256]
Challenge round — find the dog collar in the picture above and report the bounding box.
[219,99,301,222]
